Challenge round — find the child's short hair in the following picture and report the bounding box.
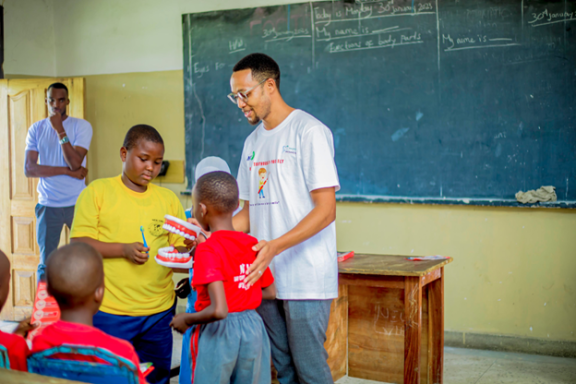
[258,168,266,175]
[46,243,103,309]
[123,124,164,150]
[195,171,239,214]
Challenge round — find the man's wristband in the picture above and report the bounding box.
[59,135,70,145]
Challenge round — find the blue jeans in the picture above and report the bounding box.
[35,204,75,282]
[93,301,176,384]
[257,299,333,384]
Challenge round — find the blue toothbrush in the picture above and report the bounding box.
[140,226,149,252]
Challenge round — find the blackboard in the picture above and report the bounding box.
[183,0,576,207]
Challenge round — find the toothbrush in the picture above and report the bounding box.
[140,226,149,252]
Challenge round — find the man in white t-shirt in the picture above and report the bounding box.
[231,53,339,384]
[24,83,93,282]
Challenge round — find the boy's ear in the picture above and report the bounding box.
[199,202,208,218]
[94,284,105,304]
[120,147,127,162]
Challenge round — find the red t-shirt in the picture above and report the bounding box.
[193,230,274,313]
[0,330,29,371]
[31,320,145,384]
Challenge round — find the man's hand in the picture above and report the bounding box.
[122,242,149,265]
[170,313,191,334]
[244,240,279,287]
[48,113,65,134]
[67,166,88,180]
[14,318,37,338]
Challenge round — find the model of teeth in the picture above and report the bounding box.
[162,215,204,241]
[155,246,194,269]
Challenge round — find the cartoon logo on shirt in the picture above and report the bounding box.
[246,151,255,161]
[282,145,296,155]
[148,219,164,237]
[258,168,268,199]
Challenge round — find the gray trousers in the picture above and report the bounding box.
[35,204,74,282]
[257,299,333,384]
[192,310,271,384]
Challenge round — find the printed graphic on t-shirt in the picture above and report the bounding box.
[148,218,164,237]
[257,168,268,199]
[232,263,252,290]
[282,145,297,155]
[247,151,255,171]
[249,158,283,207]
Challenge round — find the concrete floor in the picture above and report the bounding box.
[2,321,573,384]
[170,330,576,384]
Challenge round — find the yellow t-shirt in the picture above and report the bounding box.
[71,175,186,316]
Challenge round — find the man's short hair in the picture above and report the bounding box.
[47,82,69,96]
[233,53,281,91]
[195,171,239,214]
[123,124,164,150]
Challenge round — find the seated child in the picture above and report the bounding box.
[170,171,276,384]
[0,249,33,371]
[30,243,146,384]
[70,124,188,384]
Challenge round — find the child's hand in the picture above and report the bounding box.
[184,218,210,249]
[170,314,191,334]
[123,242,150,264]
[14,318,37,338]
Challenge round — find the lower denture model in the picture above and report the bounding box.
[154,215,205,269]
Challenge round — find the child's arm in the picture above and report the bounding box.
[71,237,149,265]
[262,281,276,300]
[170,281,228,334]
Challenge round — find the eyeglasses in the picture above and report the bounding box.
[227,79,267,104]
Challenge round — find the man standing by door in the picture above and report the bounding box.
[24,82,92,282]
[231,53,340,384]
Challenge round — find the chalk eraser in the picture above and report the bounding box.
[337,251,354,262]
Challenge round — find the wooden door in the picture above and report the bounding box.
[0,78,85,321]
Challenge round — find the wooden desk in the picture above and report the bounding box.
[325,254,453,384]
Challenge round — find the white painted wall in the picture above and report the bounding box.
[4,0,56,76]
[9,0,315,77]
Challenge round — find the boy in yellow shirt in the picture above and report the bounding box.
[71,124,188,384]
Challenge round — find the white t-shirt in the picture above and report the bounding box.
[25,117,93,207]
[237,110,340,300]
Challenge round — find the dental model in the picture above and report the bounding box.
[162,215,204,241]
[155,246,194,269]
[154,215,205,268]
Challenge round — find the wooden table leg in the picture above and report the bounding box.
[404,276,422,384]
[428,267,444,384]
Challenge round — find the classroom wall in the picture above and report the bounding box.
[3,0,56,77]
[5,0,576,347]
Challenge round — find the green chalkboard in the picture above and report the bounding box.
[183,0,576,207]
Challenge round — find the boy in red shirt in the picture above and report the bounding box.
[170,171,275,384]
[30,243,146,384]
[0,249,34,371]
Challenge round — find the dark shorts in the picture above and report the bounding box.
[93,301,176,384]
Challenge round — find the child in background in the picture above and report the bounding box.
[170,171,275,384]
[30,243,146,384]
[0,249,35,371]
[70,124,189,384]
